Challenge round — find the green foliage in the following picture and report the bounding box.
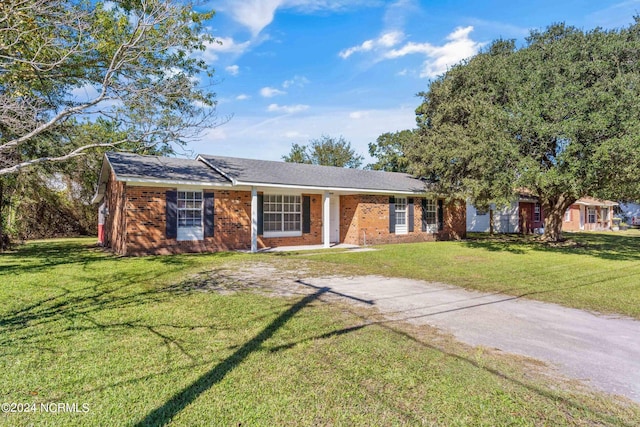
[366,129,415,172]
[282,135,364,168]
[409,21,640,240]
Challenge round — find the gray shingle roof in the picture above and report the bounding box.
[198,155,429,193]
[106,152,229,184]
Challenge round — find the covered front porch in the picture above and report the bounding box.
[250,189,341,253]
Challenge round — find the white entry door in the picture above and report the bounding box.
[330,196,340,243]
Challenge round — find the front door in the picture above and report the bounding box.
[330,196,340,243]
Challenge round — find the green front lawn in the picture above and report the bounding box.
[296,231,640,319]
[1,238,639,426]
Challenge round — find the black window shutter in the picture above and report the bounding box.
[302,195,311,233]
[166,190,177,239]
[421,198,427,232]
[389,196,396,233]
[408,198,414,232]
[257,194,264,235]
[437,199,444,231]
[203,192,214,237]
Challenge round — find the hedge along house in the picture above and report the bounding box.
[92,152,466,255]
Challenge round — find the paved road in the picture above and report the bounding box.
[303,275,640,402]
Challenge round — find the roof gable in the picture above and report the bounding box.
[107,152,230,185]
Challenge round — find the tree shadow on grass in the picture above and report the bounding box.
[464,232,640,261]
[133,286,330,427]
[0,238,239,276]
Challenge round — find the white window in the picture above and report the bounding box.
[601,207,609,222]
[534,203,541,222]
[395,197,408,234]
[587,207,596,224]
[264,194,302,237]
[564,209,571,222]
[424,199,437,233]
[177,191,203,241]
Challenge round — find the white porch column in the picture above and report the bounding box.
[251,186,258,253]
[323,191,331,248]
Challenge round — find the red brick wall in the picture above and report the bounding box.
[442,200,467,240]
[562,204,582,232]
[103,171,127,255]
[103,182,466,255]
[340,195,465,245]
[104,186,326,255]
[123,188,255,255]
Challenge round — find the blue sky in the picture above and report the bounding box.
[189,0,640,163]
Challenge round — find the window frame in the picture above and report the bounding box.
[564,208,571,222]
[600,207,609,222]
[177,190,203,241]
[534,203,541,222]
[395,197,408,235]
[263,193,302,238]
[424,199,437,233]
[587,207,597,224]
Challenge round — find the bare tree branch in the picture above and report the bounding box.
[0,0,219,175]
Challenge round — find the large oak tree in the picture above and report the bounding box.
[407,21,640,241]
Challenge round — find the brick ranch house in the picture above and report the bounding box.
[92,152,466,255]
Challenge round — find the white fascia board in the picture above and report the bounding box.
[234,180,429,196]
[119,177,233,188]
[196,155,237,185]
[575,200,618,207]
[90,154,112,204]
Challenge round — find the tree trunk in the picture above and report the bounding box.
[541,194,577,242]
[542,209,564,241]
[489,208,494,235]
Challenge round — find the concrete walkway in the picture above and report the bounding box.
[302,275,640,403]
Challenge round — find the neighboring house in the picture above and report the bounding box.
[92,152,466,255]
[468,193,616,233]
[563,197,618,231]
[466,191,543,234]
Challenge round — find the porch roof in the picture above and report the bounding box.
[574,197,618,207]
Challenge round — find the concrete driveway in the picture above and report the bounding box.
[301,275,640,403]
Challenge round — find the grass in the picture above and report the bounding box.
[291,231,640,319]
[0,237,639,426]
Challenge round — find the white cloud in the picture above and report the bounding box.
[283,75,310,88]
[223,0,381,36]
[284,130,309,138]
[225,65,240,76]
[200,37,251,62]
[226,0,283,37]
[267,103,310,113]
[236,94,250,100]
[385,26,483,78]
[339,31,404,59]
[349,111,370,119]
[260,87,287,97]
